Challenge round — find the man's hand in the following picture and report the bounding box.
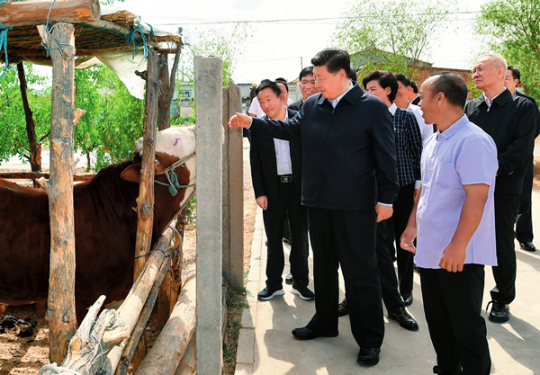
[439,243,466,272]
[256,196,268,210]
[400,225,417,254]
[375,204,393,222]
[229,112,252,129]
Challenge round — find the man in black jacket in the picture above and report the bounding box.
[464,54,537,323]
[289,66,319,111]
[250,80,314,302]
[504,66,540,252]
[230,48,399,367]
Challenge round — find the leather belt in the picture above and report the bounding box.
[279,175,293,183]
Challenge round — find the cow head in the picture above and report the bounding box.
[120,125,197,226]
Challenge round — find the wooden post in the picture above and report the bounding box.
[195,56,223,375]
[157,45,181,131]
[0,0,100,27]
[226,80,244,289]
[43,22,78,364]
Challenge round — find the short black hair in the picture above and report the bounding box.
[348,65,358,82]
[256,79,282,99]
[395,74,412,87]
[410,81,419,94]
[428,72,468,107]
[507,66,521,83]
[299,66,314,81]
[362,70,398,103]
[311,48,351,76]
[275,77,289,92]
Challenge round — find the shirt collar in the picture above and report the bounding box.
[388,103,397,116]
[482,88,506,108]
[439,115,469,140]
[330,81,354,108]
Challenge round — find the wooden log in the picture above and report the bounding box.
[105,227,174,374]
[174,335,196,375]
[157,45,182,130]
[43,22,78,364]
[0,0,100,27]
[0,172,94,182]
[157,266,172,330]
[134,265,197,375]
[114,257,170,375]
[134,50,160,281]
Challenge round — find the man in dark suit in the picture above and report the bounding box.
[504,66,540,252]
[250,79,314,302]
[409,81,420,105]
[230,48,399,367]
[289,66,319,111]
[465,54,537,323]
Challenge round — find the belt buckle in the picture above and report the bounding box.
[281,175,292,183]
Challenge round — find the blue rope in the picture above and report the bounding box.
[0,0,18,80]
[126,22,154,60]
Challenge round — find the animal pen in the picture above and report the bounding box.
[0,0,244,374]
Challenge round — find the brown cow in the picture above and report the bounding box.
[0,126,196,322]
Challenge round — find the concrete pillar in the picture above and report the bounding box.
[195,56,223,375]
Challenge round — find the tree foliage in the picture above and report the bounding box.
[333,0,451,81]
[476,0,540,100]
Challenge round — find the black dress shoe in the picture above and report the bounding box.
[388,307,419,331]
[487,300,510,322]
[402,294,413,306]
[292,326,338,340]
[520,242,536,252]
[257,287,285,301]
[357,347,380,366]
[285,273,294,285]
[338,298,348,316]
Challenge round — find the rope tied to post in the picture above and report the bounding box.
[38,0,75,58]
[0,0,19,80]
[126,22,154,60]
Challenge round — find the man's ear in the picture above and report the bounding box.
[121,163,142,183]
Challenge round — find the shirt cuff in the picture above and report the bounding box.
[247,117,254,129]
[415,180,422,189]
[377,202,393,207]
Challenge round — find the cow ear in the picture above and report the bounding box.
[121,163,142,183]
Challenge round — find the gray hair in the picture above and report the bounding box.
[478,53,508,71]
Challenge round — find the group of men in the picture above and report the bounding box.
[229,49,538,374]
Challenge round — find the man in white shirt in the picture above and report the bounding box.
[395,74,435,142]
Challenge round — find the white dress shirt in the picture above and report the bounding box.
[273,108,293,176]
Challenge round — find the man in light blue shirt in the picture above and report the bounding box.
[401,72,497,375]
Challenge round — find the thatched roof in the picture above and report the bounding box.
[3,10,181,62]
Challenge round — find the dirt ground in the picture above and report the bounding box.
[0,153,258,375]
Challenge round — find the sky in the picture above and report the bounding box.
[115,0,493,84]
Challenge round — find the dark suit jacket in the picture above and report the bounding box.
[250,108,301,210]
[288,99,304,111]
[464,89,537,194]
[516,90,540,137]
[411,96,420,106]
[250,83,399,211]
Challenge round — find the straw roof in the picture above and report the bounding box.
[4,10,181,61]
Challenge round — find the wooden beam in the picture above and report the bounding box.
[0,172,94,182]
[0,0,100,27]
[43,22,78,364]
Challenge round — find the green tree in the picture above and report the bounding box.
[333,0,451,81]
[476,0,540,100]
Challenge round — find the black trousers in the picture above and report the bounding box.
[387,182,416,298]
[377,220,405,313]
[262,182,309,290]
[516,157,534,243]
[491,193,520,304]
[420,265,491,375]
[307,207,384,349]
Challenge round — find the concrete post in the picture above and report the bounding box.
[222,87,231,283]
[195,56,223,375]
[227,81,244,289]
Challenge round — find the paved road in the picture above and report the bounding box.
[237,140,540,375]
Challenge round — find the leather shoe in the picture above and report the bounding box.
[292,326,338,340]
[487,300,510,322]
[357,347,380,366]
[285,273,294,285]
[338,298,348,316]
[388,307,419,331]
[520,242,536,252]
[402,294,413,306]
